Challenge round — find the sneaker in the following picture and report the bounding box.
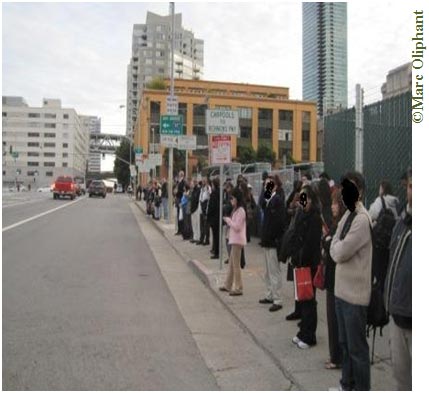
[259,298,273,304]
[269,304,283,312]
[292,336,301,345]
[297,340,310,349]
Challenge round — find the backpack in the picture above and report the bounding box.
[372,196,396,250]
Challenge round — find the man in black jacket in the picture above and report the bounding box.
[259,175,285,312]
[207,177,220,259]
[175,171,185,235]
[385,169,412,390]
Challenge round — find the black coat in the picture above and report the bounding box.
[280,207,322,270]
[260,193,285,248]
[176,179,185,201]
[322,223,338,293]
[207,188,220,226]
[190,186,201,214]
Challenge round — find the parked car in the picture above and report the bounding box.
[75,183,86,196]
[53,176,77,200]
[88,180,107,198]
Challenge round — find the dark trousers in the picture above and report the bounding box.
[210,222,219,256]
[327,290,342,365]
[335,297,370,391]
[199,214,210,244]
[297,292,317,345]
[176,204,183,234]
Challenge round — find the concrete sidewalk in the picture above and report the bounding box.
[135,201,395,391]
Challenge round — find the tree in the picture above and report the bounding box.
[147,77,167,90]
[114,139,134,187]
[237,145,257,164]
[256,144,276,164]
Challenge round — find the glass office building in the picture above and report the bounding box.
[303,2,347,117]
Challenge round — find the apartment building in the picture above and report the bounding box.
[126,11,204,137]
[80,115,101,173]
[2,97,90,188]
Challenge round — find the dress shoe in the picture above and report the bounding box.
[210,255,219,259]
[229,290,243,296]
[259,298,274,304]
[269,304,283,312]
[219,286,229,292]
[285,311,302,321]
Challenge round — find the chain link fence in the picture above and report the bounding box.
[324,92,411,207]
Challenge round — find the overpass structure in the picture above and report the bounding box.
[89,133,130,154]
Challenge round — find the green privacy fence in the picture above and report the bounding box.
[324,92,412,207]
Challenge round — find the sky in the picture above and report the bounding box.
[2,0,426,171]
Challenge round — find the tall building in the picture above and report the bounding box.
[80,115,101,173]
[2,97,90,188]
[302,2,348,117]
[126,11,204,137]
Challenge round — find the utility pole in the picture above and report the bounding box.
[355,84,364,173]
[168,2,175,225]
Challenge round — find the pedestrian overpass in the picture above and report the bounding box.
[89,133,130,154]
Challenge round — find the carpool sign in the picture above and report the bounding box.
[206,109,239,135]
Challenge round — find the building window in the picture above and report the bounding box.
[62,163,68,167]
[62,143,68,148]
[44,142,56,148]
[44,133,56,138]
[44,152,56,157]
[3,112,7,117]
[238,107,252,119]
[46,171,53,177]
[28,152,40,157]
[62,153,68,158]
[301,111,311,161]
[28,142,40,147]
[44,162,55,167]
[44,123,56,129]
[28,113,40,118]
[28,132,40,137]
[44,113,56,119]
[63,114,69,119]
[258,108,273,146]
[28,162,39,167]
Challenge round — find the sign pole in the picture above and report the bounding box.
[168,1,175,225]
[219,163,224,270]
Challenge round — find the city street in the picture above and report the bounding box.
[3,193,221,390]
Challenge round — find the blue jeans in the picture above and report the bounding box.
[161,197,168,220]
[335,297,370,391]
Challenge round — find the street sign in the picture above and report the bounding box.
[134,146,143,154]
[206,110,239,135]
[166,96,179,116]
[148,153,162,167]
[142,160,153,173]
[135,153,143,162]
[160,135,178,148]
[160,115,183,135]
[210,135,231,165]
[178,135,197,150]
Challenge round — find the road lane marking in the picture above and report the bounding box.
[2,197,50,209]
[2,198,85,232]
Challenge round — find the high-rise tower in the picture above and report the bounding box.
[126,11,204,137]
[302,2,347,117]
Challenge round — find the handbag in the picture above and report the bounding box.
[313,262,325,290]
[294,267,314,301]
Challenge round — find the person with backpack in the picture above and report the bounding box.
[385,169,412,390]
[368,180,399,291]
[330,171,372,391]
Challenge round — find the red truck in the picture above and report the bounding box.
[53,176,77,200]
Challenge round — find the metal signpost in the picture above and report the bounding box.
[206,109,239,270]
[178,135,196,179]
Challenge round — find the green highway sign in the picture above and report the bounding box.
[160,115,183,135]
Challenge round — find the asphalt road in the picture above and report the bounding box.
[2,193,218,390]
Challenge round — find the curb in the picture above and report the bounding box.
[134,201,300,390]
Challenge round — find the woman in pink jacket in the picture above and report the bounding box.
[219,188,247,296]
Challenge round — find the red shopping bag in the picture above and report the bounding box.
[294,267,314,301]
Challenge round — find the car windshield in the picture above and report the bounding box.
[57,176,73,182]
[91,181,104,186]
